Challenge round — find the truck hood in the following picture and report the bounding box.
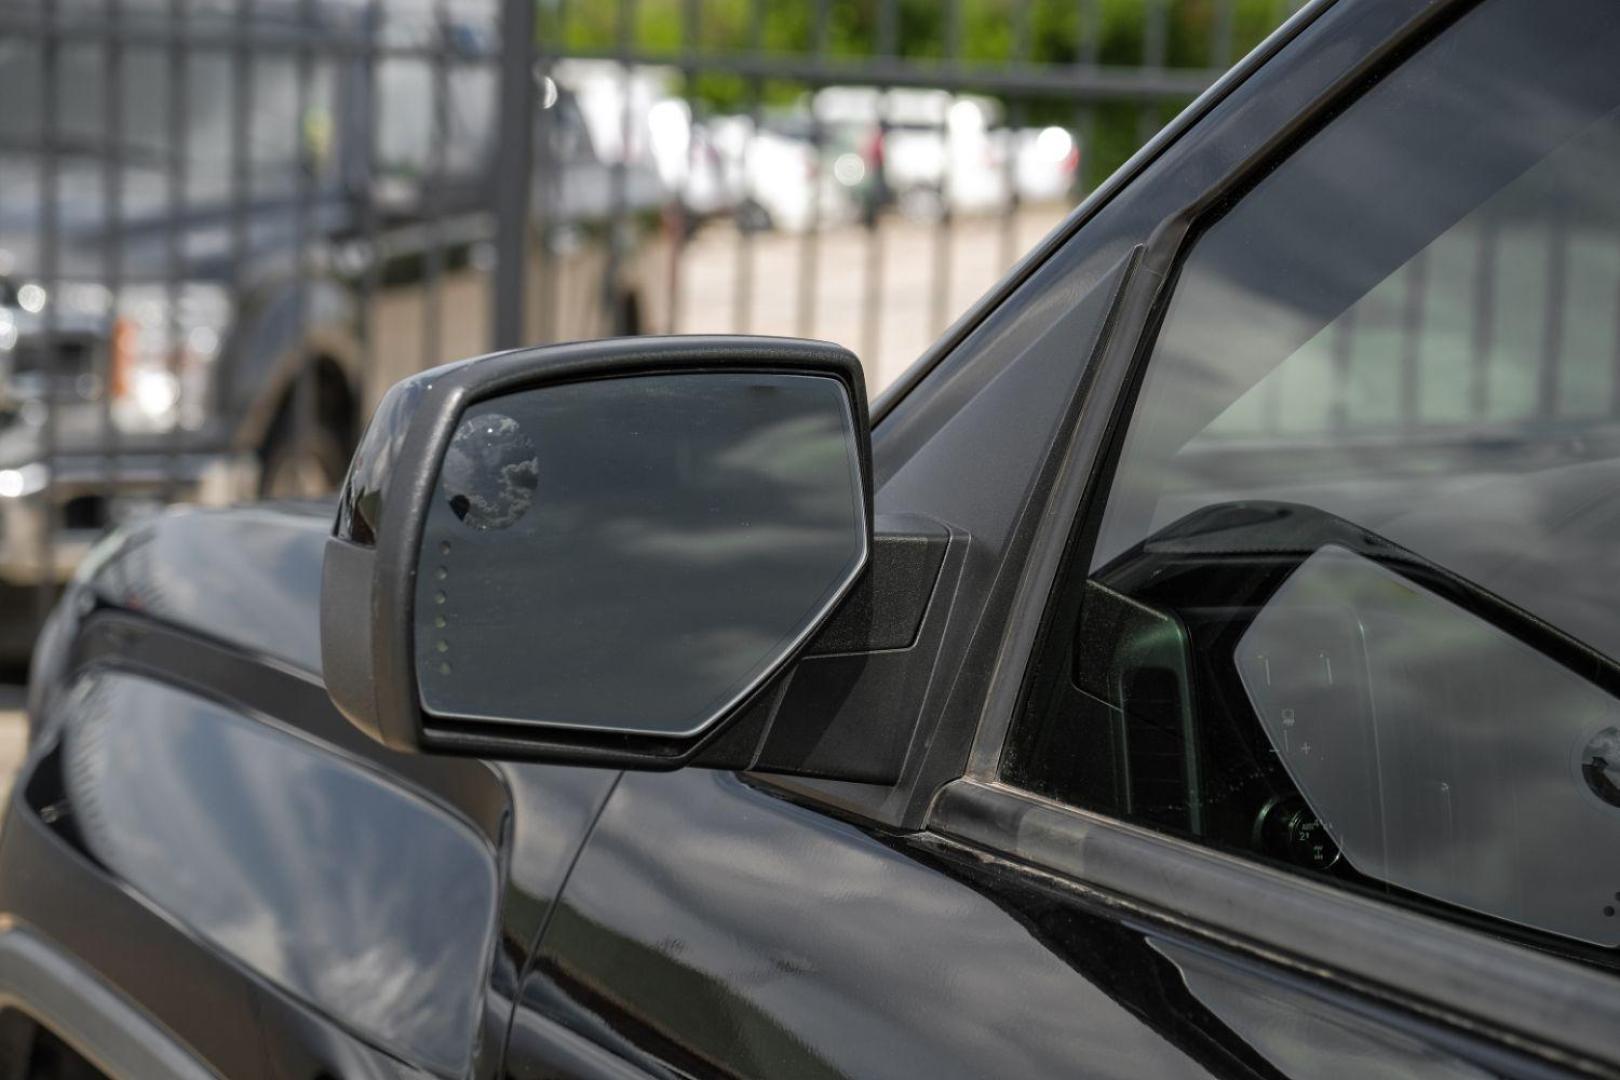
[78,502,332,676]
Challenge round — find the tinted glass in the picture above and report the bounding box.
[1008,0,1620,955]
[62,671,496,1075]
[414,372,866,739]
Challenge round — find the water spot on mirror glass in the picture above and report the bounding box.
[442,413,540,530]
[1580,726,1620,808]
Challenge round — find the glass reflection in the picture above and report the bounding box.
[1094,8,1620,654]
[1150,938,1493,1080]
[86,506,329,675]
[1240,546,1620,946]
[414,372,865,739]
[1010,0,1620,957]
[60,672,498,1075]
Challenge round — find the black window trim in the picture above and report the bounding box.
[755,0,1349,834]
[928,0,1620,1071]
[930,777,1620,1073]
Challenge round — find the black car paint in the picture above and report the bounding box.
[12,577,1525,1080]
[0,1,1594,1077]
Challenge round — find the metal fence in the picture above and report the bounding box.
[0,0,1297,652]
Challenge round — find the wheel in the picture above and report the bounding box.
[0,584,46,672]
[616,290,644,336]
[260,423,349,499]
[0,1009,36,1080]
[735,199,774,233]
[258,362,358,499]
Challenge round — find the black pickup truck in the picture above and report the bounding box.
[0,0,665,658]
[9,0,1620,1077]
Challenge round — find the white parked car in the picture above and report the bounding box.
[822,88,1010,223]
[1010,125,1080,203]
[708,114,861,234]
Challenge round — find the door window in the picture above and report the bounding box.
[1005,0,1620,959]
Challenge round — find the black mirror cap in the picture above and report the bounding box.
[320,334,873,766]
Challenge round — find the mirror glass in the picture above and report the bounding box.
[413,371,866,739]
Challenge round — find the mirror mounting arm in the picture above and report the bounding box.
[691,515,957,784]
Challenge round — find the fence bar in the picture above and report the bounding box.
[1538,202,1568,418]
[164,0,189,499]
[1000,0,1035,275]
[1399,253,1428,430]
[929,0,965,338]
[1612,237,1620,418]
[1330,308,1355,432]
[359,2,383,385]
[35,3,60,621]
[492,0,536,349]
[10,15,1227,102]
[1138,0,1170,148]
[6,15,495,63]
[609,0,635,335]
[5,0,1316,625]
[225,0,253,438]
[539,48,1221,100]
[860,2,903,366]
[101,0,127,495]
[1075,0,1101,194]
[1213,0,1239,68]
[731,0,766,334]
[794,0,832,340]
[665,0,701,334]
[1470,210,1499,419]
[532,1,561,344]
[286,0,317,493]
[1261,355,1282,435]
[421,2,450,372]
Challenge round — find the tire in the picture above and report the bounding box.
[0,1009,35,1080]
[0,584,46,672]
[735,199,774,233]
[259,416,351,500]
[258,364,357,500]
[617,290,644,337]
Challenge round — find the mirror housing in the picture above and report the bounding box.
[321,336,873,768]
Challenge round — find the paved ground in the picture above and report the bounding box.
[0,683,24,804]
[676,204,1073,395]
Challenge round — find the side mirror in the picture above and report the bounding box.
[321,336,872,767]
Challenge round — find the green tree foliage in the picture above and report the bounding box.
[542,0,1292,185]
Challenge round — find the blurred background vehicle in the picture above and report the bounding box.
[707,111,864,234]
[0,0,668,660]
[814,87,1010,222]
[0,0,1302,665]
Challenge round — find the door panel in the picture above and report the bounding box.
[515,769,1529,1078]
[518,769,1209,1079]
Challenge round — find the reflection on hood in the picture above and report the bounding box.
[83,503,332,675]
